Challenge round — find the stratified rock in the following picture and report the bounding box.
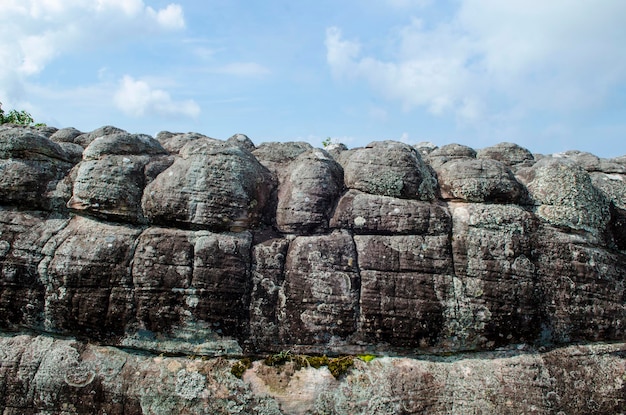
[354,234,452,348]
[341,141,437,200]
[427,143,476,168]
[68,133,170,223]
[477,142,534,169]
[0,209,69,330]
[275,149,344,234]
[129,227,252,354]
[518,158,611,236]
[39,216,142,338]
[534,226,626,344]
[280,231,360,347]
[1,334,624,415]
[0,128,74,211]
[249,238,290,351]
[330,189,451,235]
[448,203,540,348]
[143,138,274,231]
[436,158,526,203]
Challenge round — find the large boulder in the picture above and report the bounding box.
[341,141,437,200]
[68,133,171,223]
[518,158,611,237]
[0,128,74,211]
[477,142,535,170]
[427,143,477,168]
[436,158,526,203]
[142,139,274,231]
[330,189,451,235]
[275,149,344,234]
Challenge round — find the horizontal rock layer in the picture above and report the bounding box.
[0,125,625,413]
[0,333,624,415]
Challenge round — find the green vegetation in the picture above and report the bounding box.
[322,137,332,148]
[0,102,44,126]
[263,350,357,379]
[230,357,253,379]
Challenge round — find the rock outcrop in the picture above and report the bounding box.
[0,124,624,414]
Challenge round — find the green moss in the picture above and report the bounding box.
[357,354,376,363]
[261,352,355,379]
[231,357,252,379]
[306,355,330,369]
[326,356,354,378]
[263,350,292,366]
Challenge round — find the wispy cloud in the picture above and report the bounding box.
[114,75,200,118]
[326,1,626,121]
[0,0,185,104]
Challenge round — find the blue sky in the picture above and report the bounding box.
[2,0,626,157]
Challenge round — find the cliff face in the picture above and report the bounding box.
[0,124,625,414]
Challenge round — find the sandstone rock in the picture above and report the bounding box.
[1,333,624,415]
[143,138,274,231]
[49,127,83,144]
[39,216,142,338]
[518,158,611,236]
[0,209,69,330]
[0,128,74,211]
[436,158,526,203]
[448,203,540,348]
[249,237,290,351]
[56,141,84,163]
[68,133,169,223]
[280,231,360,347]
[129,227,252,354]
[0,125,625,413]
[275,149,344,234]
[74,125,127,148]
[534,226,626,344]
[414,141,438,157]
[341,141,437,200]
[252,141,313,176]
[323,142,348,160]
[227,133,256,152]
[330,189,451,235]
[477,141,534,169]
[156,131,217,154]
[427,142,476,168]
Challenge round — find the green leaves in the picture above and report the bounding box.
[0,101,43,126]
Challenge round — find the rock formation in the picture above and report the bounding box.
[0,125,624,414]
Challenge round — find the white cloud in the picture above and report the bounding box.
[0,0,185,104]
[149,3,185,30]
[326,1,626,120]
[114,75,200,118]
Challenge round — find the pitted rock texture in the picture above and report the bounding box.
[0,124,625,413]
[1,334,624,415]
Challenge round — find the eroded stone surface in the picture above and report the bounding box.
[0,124,625,413]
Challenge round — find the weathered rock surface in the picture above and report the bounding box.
[1,333,624,415]
[0,124,625,413]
